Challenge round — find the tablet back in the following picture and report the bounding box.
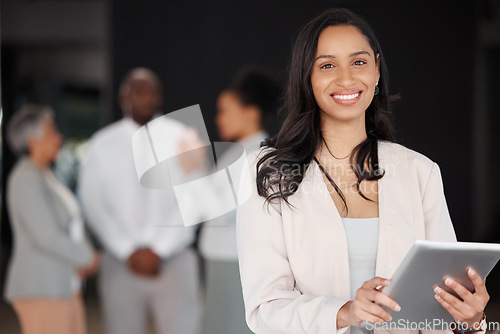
[382,240,500,328]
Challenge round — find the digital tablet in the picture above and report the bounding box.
[381,240,500,328]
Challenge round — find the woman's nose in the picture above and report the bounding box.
[335,66,356,88]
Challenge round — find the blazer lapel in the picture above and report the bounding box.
[307,158,351,299]
[375,141,416,279]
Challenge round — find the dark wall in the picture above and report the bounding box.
[111,0,477,240]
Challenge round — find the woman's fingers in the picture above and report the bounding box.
[433,269,489,326]
[439,270,489,310]
[442,277,479,307]
[349,276,403,327]
[433,285,483,323]
[360,278,401,312]
[360,299,393,322]
[433,285,464,310]
[370,289,401,313]
[350,300,390,325]
[358,311,387,325]
[434,292,465,321]
[354,278,401,321]
[349,277,394,327]
[467,268,489,300]
[362,277,391,289]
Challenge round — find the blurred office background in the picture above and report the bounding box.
[1,0,500,332]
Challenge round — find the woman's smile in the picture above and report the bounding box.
[330,89,363,105]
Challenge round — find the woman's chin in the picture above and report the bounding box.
[321,109,366,124]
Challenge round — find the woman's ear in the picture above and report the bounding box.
[26,136,37,155]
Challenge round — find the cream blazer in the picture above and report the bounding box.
[236,140,457,334]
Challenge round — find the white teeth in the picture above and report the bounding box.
[332,92,360,100]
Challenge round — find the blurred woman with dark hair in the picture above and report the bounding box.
[4,105,98,334]
[199,68,280,334]
[237,9,489,334]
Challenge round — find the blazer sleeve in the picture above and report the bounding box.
[9,171,92,267]
[237,153,349,334]
[422,163,457,242]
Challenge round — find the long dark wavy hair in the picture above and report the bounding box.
[256,8,398,213]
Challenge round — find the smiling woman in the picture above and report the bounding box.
[236,8,490,334]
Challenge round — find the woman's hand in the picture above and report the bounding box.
[77,252,100,279]
[177,128,207,175]
[434,267,489,329]
[337,277,401,328]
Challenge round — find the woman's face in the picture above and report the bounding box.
[310,25,380,124]
[215,90,250,141]
[29,119,63,163]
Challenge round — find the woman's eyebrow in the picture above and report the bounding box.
[314,50,372,61]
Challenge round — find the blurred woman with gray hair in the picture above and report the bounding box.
[4,104,99,334]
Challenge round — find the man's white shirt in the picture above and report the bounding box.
[78,117,196,261]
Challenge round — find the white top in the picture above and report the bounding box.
[342,217,379,299]
[42,169,84,292]
[199,130,268,261]
[342,217,379,334]
[78,117,197,261]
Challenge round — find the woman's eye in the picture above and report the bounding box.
[320,63,334,69]
[353,60,367,66]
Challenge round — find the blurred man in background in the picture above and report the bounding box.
[78,68,201,334]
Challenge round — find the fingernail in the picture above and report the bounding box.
[434,286,442,294]
[435,294,441,300]
[468,267,476,276]
[445,277,453,286]
[388,316,393,321]
[394,304,401,312]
